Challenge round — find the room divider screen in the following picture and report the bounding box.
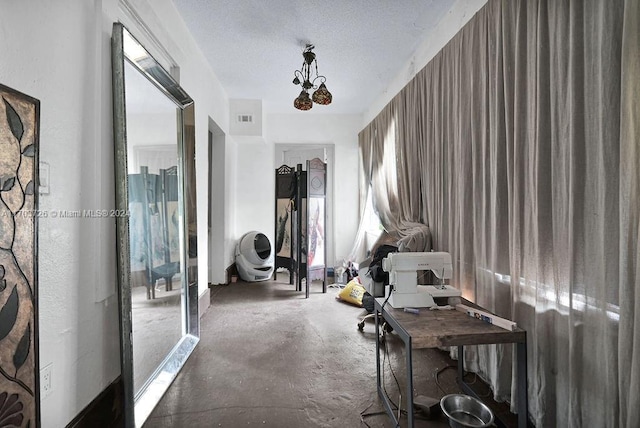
[274,159,327,297]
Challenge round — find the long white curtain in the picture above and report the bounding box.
[358,0,640,426]
[353,101,432,258]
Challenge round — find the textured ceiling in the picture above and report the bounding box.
[171,0,456,115]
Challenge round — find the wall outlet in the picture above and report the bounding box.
[41,363,52,399]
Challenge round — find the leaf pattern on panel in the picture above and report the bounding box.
[1,177,15,192]
[13,323,30,373]
[0,286,19,341]
[24,181,34,196]
[2,98,24,141]
[21,145,35,158]
[0,392,24,427]
[2,98,24,142]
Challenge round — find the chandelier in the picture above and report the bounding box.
[292,44,332,110]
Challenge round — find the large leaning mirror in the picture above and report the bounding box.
[112,23,199,427]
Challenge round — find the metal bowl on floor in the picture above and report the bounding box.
[440,394,495,428]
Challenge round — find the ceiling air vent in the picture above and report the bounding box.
[237,114,253,123]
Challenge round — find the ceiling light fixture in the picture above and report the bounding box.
[292,44,332,111]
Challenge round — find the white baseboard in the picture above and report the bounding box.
[198,288,211,318]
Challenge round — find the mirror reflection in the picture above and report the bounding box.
[124,59,184,395]
[113,23,199,426]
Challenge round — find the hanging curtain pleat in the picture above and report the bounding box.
[355,0,639,425]
[618,0,640,425]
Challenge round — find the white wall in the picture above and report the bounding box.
[0,2,119,427]
[0,0,233,426]
[232,137,273,249]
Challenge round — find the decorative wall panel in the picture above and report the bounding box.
[0,84,40,427]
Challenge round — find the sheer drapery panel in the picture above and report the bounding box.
[357,0,639,426]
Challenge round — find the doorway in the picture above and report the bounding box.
[275,144,335,271]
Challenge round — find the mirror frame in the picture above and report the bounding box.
[111,22,199,427]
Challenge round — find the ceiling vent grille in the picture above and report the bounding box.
[237,114,253,123]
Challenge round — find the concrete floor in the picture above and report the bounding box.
[144,274,514,427]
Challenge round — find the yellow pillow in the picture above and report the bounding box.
[337,279,366,307]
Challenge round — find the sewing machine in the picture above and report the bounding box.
[381,252,461,308]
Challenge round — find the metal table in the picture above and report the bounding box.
[374,298,528,427]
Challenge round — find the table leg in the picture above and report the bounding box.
[375,305,414,427]
[375,310,398,426]
[457,344,529,428]
[457,345,511,428]
[517,341,528,428]
[406,334,414,427]
[458,345,464,386]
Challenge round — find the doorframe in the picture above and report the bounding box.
[274,143,335,271]
[209,117,227,285]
